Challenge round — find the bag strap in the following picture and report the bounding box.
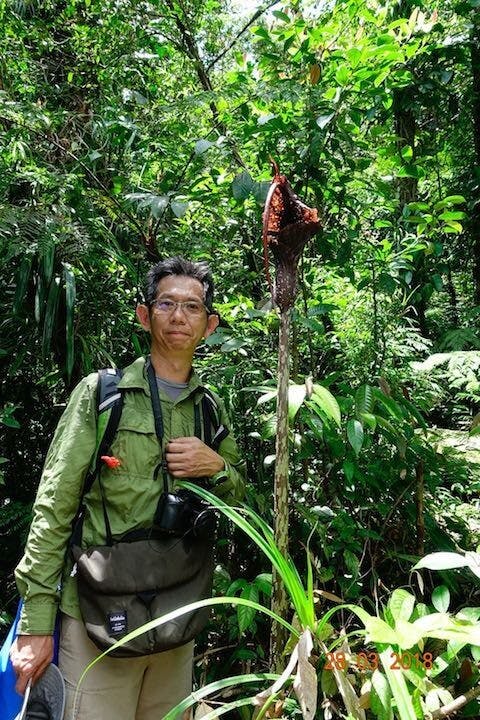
[71,368,124,547]
[201,389,229,452]
[86,368,124,495]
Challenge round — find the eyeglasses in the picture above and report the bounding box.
[151,299,208,316]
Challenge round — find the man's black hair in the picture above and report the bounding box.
[144,256,214,311]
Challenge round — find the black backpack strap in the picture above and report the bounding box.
[71,368,124,546]
[83,368,124,495]
[200,388,229,452]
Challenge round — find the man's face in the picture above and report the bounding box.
[136,275,218,356]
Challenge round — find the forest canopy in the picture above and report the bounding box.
[1,0,479,717]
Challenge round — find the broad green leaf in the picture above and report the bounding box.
[413,613,480,644]
[252,181,271,204]
[347,419,364,455]
[365,617,399,645]
[288,383,306,421]
[311,384,341,426]
[389,589,416,624]
[232,171,254,201]
[220,338,247,352]
[355,384,373,416]
[150,195,169,218]
[316,113,335,130]
[347,48,362,67]
[335,65,350,86]
[432,586,450,613]
[272,10,290,22]
[238,585,259,633]
[171,200,189,218]
[253,573,272,597]
[194,139,212,155]
[394,619,423,649]
[371,670,393,720]
[413,552,471,571]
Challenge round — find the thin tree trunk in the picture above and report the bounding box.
[270,308,291,671]
[415,461,425,556]
[470,19,480,304]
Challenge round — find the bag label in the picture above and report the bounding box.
[107,611,127,635]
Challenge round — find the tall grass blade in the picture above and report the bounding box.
[163,673,280,720]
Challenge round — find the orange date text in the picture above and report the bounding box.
[324,651,433,672]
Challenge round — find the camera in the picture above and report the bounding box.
[153,490,216,539]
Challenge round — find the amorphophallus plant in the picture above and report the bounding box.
[262,161,321,669]
[262,161,321,311]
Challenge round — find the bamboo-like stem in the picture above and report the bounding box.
[270,308,291,672]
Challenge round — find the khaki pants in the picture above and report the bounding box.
[59,615,193,720]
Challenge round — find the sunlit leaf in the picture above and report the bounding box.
[431,585,450,613]
[311,384,341,426]
[347,419,364,455]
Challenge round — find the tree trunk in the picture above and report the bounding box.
[470,18,480,304]
[270,308,291,671]
[415,461,425,556]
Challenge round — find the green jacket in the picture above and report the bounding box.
[15,357,246,635]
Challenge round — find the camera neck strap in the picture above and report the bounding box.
[146,356,186,495]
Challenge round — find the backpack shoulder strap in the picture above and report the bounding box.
[200,388,229,452]
[83,368,124,496]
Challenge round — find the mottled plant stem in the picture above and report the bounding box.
[270,308,291,672]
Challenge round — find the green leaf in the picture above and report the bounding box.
[316,113,335,130]
[355,384,373,416]
[389,589,416,623]
[162,673,280,720]
[42,277,61,358]
[238,585,259,633]
[365,617,399,644]
[220,338,247,352]
[232,171,254,201]
[13,257,32,315]
[150,195,169,218]
[194,139,212,155]
[380,648,417,720]
[171,200,189,218]
[311,384,341,426]
[335,65,350,86]
[252,181,271,204]
[432,586,450,613]
[41,243,55,285]
[371,670,393,720]
[288,383,306,421]
[272,10,290,22]
[347,419,364,455]
[413,552,472,571]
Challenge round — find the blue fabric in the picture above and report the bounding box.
[0,602,60,720]
[0,602,23,720]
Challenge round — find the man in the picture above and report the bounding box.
[10,256,245,719]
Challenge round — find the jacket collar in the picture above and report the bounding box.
[117,356,205,401]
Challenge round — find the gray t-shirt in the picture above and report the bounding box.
[156,375,188,401]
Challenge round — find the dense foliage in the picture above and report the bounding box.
[1,0,479,717]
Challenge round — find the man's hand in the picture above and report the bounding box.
[10,634,54,695]
[166,437,225,478]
